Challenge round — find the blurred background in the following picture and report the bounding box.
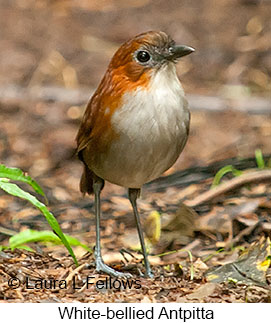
[1,0,271,94]
[1,0,271,302]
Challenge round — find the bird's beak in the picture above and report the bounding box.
[167,45,195,60]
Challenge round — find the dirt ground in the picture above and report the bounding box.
[0,0,271,302]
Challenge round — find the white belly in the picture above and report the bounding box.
[94,63,190,188]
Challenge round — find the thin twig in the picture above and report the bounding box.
[224,222,259,249]
[186,170,271,207]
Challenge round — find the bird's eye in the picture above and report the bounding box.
[136,51,151,63]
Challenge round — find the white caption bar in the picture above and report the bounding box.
[1,303,269,322]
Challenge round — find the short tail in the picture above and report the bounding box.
[80,164,94,195]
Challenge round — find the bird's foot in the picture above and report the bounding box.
[145,269,154,278]
[137,266,154,278]
[96,259,132,278]
[142,264,154,278]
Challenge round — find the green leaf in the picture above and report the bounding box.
[255,149,265,169]
[0,178,9,183]
[211,165,242,188]
[0,164,47,203]
[63,235,92,252]
[0,244,34,251]
[9,230,60,248]
[16,245,35,252]
[203,248,225,262]
[9,229,91,252]
[0,180,79,266]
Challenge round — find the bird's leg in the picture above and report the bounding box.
[128,188,153,278]
[93,177,132,278]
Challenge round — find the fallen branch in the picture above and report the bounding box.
[1,85,271,113]
[185,170,271,207]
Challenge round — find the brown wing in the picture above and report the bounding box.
[76,84,104,195]
[76,67,113,158]
[76,97,95,195]
[76,69,113,194]
[76,92,99,158]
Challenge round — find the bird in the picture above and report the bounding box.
[76,31,194,278]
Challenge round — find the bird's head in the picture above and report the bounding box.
[108,31,194,83]
[77,31,194,169]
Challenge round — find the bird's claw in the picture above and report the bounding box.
[96,260,133,278]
